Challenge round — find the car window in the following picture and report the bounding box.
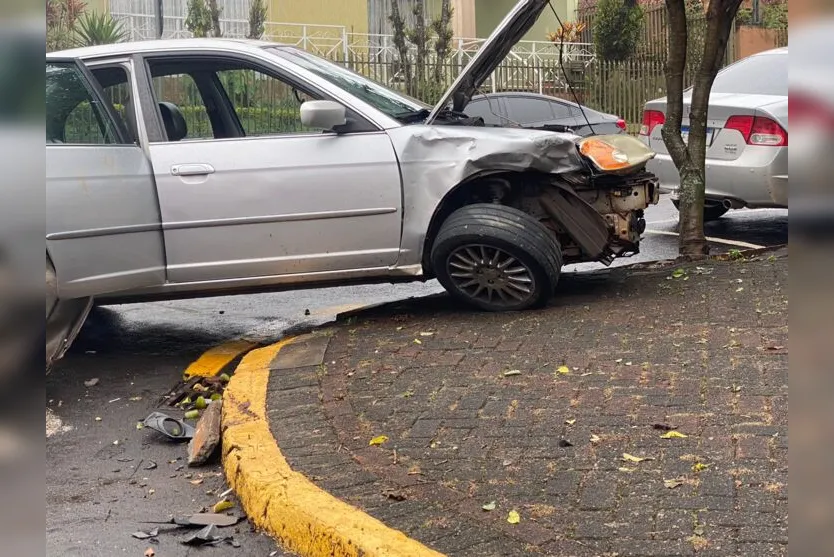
[47,61,121,145]
[147,59,328,142]
[268,46,428,122]
[151,73,214,140]
[507,97,555,124]
[89,66,137,142]
[712,53,788,96]
[549,100,576,119]
[465,99,503,125]
[215,68,321,136]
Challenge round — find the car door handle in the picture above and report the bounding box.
[171,163,215,177]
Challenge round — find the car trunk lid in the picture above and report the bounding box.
[642,93,787,160]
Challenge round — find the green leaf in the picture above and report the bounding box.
[482,501,496,511]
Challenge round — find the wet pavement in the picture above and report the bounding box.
[45,195,786,556]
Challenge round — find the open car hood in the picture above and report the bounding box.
[426,0,551,124]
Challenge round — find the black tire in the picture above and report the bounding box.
[672,199,730,221]
[430,204,562,312]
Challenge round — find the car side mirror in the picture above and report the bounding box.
[300,100,346,132]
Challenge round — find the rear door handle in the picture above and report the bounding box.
[171,163,215,177]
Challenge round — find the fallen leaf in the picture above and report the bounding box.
[419,332,434,337]
[622,453,653,463]
[660,431,688,439]
[590,434,601,444]
[625,361,633,366]
[369,435,389,446]
[413,339,422,345]
[129,396,143,401]
[507,510,521,524]
[557,365,570,375]
[382,488,407,501]
[83,378,99,387]
[736,287,744,292]
[482,501,496,511]
[136,422,144,430]
[614,358,623,363]
[565,419,576,425]
[503,370,522,377]
[671,268,687,279]
[190,479,204,485]
[664,478,685,489]
[212,499,235,513]
[95,417,102,422]
[407,465,422,475]
[618,467,635,473]
[692,462,711,473]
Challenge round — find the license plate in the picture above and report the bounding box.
[680,126,714,145]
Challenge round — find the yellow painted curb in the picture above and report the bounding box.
[183,339,257,379]
[221,338,445,557]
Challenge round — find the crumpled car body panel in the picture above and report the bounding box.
[386,125,587,265]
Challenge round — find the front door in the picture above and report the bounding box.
[138,53,403,284]
[46,59,165,299]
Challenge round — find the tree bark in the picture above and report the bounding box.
[207,0,222,37]
[411,0,429,97]
[389,0,413,94]
[432,0,454,84]
[662,0,741,258]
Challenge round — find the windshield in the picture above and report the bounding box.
[267,46,428,121]
[711,52,788,96]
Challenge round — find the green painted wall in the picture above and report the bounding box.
[474,0,575,41]
[270,0,370,33]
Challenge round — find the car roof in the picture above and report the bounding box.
[46,38,287,60]
[473,91,582,107]
[750,46,788,57]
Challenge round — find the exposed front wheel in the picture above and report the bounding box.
[672,199,730,221]
[430,204,563,312]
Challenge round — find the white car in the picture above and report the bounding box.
[640,48,788,220]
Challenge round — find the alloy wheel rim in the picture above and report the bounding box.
[446,244,536,307]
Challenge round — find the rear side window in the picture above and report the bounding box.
[712,53,788,96]
[507,97,555,124]
[46,62,121,145]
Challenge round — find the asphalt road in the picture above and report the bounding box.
[46,195,787,556]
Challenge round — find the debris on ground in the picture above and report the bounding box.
[132,527,159,540]
[83,378,99,387]
[188,400,223,466]
[181,524,239,547]
[142,412,195,441]
[212,499,235,513]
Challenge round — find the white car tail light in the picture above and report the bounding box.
[639,110,665,136]
[724,115,788,146]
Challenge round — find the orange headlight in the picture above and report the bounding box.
[579,138,631,171]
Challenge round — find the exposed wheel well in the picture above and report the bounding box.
[421,172,541,277]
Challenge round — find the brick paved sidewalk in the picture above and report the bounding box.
[266,249,788,557]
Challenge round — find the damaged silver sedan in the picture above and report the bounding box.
[46,0,658,366]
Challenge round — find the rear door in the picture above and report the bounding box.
[46,59,165,299]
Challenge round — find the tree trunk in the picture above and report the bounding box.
[207,0,222,37]
[432,0,454,84]
[411,0,429,98]
[662,0,741,258]
[389,0,413,94]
